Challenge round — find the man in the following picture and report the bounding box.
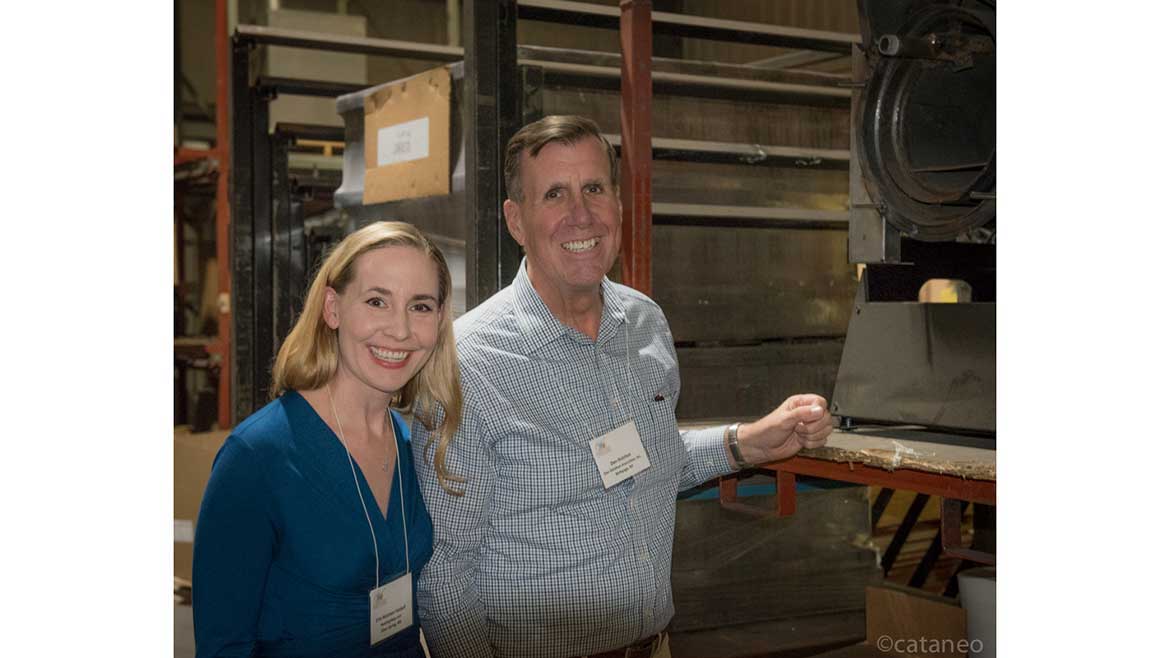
[411,115,833,658]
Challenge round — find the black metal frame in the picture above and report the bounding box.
[230,37,258,422]
[229,8,523,422]
[463,0,522,308]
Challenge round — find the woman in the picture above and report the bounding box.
[193,221,462,657]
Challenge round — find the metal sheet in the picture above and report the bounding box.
[605,133,849,169]
[832,299,996,433]
[676,340,845,421]
[655,225,856,344]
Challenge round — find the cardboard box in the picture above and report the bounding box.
[174,427,231,583]
[865,584,967,658]
[362,66,452,205]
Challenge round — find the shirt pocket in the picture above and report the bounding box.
[632,362,686,485]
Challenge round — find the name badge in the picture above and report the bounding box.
[590,420,651,489]
[370,571,412,646]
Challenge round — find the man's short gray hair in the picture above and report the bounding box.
[503,115,619,202]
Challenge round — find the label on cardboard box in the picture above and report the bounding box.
[175,519,195,543]
[377,117,430,167]
[362,66,451,205]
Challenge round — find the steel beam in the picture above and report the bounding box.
[271,131,293,351]
[289,200,306,326]
[604,133,850,169]
[870,487,895,527]
[619,0,653,294]
[882,493,929,576]
[213,0,232,429]
[251,92,273,407]
[270,123,345,142]
[748,50,847,70]
[255,76,365,98]
[235,24,463,61]
[941,498,995,565]
[651,203,849,228]
[517,0,859,53]
[230,36,256,425]
[726,455,995,522]
[518,58,850,106]
[463,0,522,308]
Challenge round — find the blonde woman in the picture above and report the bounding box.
[193,221,461,658]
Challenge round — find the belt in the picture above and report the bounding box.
[580,632,664,658]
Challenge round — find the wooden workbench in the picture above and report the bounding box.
[683,422,997,563]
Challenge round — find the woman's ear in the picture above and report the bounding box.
[323,287,341,330]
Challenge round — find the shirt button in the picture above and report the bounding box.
[640,551,650,561]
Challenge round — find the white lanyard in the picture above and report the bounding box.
[327,386,411,588]
[588,320,652,488]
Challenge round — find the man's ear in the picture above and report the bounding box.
[323,287,341,330]
[503,198,525,247]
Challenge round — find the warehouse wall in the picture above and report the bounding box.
[682,0,858,66]
[176,0,860,411]
[177,0,860,137]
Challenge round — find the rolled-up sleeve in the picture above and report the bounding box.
[679,424,734,491]
[411,389,496,658]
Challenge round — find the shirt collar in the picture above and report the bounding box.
[512,257,627,355]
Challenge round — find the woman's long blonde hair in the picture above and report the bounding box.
[271,221,464,495]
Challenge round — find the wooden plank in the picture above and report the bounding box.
[803,430,997,482]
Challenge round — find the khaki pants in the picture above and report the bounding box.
[651,632,671,658]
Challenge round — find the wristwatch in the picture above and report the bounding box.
[725,422,750,470]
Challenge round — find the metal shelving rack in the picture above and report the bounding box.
[227,1,860,422]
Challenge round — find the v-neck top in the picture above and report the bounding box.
[193,391,433,658]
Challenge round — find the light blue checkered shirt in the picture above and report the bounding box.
[411,261,732,658]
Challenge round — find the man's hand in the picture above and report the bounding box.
[734,394,834,466]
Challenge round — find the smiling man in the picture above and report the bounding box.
[411,115,834,658]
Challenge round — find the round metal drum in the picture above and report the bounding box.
[857,5,995,241]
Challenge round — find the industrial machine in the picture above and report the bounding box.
[831,0,995,436]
